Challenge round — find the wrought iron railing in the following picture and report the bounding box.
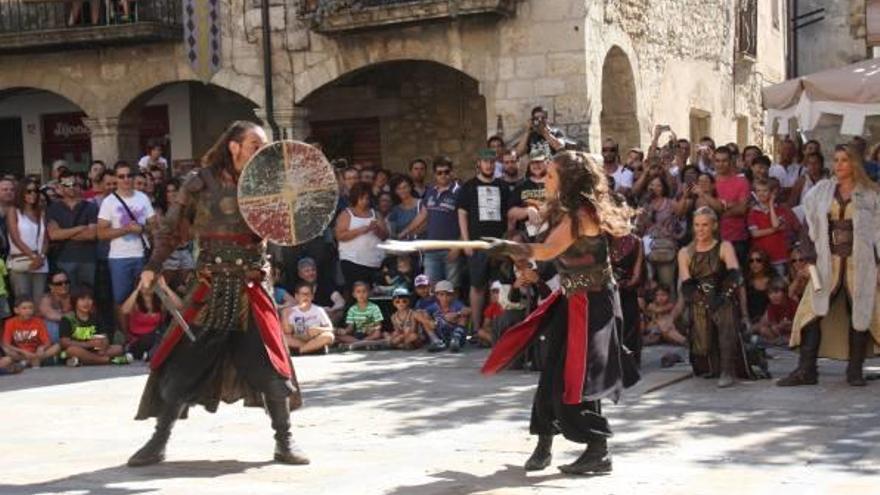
[0,0,182,34]
[737,0,758,58]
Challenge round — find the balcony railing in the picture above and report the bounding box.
[300,0,517,34]
[0,0,182,53]
[736,0,757,60]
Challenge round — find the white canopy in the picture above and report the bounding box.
[763,58,880,136]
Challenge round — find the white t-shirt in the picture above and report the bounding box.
[609,165,634,191]
[138,155,168,171]
[769,163,804,188]
[98,191,155,259]
[286,304,333,336]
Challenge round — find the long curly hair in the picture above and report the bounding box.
[546,151,636,238]
[201,121,262,177]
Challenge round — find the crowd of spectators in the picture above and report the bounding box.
[2,111,879,376]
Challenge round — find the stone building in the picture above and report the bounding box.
[0,0,787,178]
[794,0,878,76]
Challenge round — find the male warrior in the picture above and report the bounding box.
[127,121,309,467]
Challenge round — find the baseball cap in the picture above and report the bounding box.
[434,280,455,293]
[297,257,316,270]
[52,159,69,172]
[477,148,496,160]
[490,281,502,291]
[414,274,430,287]
[528,149,547,162]
[391,287,411,298]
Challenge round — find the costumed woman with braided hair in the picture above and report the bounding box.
[482,151,640,475]
[671,206,753,388]
[127,121,308,467]
[777,144,880,387]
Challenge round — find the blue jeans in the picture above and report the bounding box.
[423,250,462,288]
[56,260,96,291]
[109,257,145,303]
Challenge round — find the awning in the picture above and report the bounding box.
[763,58,880,136]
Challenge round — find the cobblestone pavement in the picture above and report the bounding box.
[1,346,878,495]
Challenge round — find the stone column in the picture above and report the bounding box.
[276,106,311,140]
[83,116,139,165]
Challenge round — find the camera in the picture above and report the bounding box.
[532,117,542,128]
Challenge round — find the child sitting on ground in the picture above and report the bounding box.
[337,281,385,346]
[121,275,182,360]
[376,255,416,296]
[643,285,687,346]
[754,278,797,346]
[476,281,504,347]
[388,287,434,350]
[413,274,436,311]
[60,289,130,366]
[424,280,471,353]
[2,297,60,368]
[282,282,335,355]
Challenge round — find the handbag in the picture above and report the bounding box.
[648,237,678,264]
[112,192,152,258]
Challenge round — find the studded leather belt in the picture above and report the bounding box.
[560,266,613,294]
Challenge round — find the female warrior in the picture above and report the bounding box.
[778,144,880,387]
[673,206,751,387]
[482,151,639,475]
[127,122,308,467]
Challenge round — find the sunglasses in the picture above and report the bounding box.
[51,280,70,286]
[602,147,617,152]
[435,170,451,176]
[790,257,804,263]
[25,188,38,194]
[749,258,765,263]
[393,298,409,303]
[116,174,133,179]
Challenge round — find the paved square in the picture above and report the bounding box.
[1,347,878,494]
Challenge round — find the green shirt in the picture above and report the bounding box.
[60,314,100,341]
[345,302,384,332]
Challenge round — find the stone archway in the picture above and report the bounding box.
[113,81,261,167]
[600,46,640,152]
[300,60,487,173]
[0,87,92,176]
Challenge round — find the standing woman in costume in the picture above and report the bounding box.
[778,144,880,387]
[127,121,308,467]
[673,206,750,388]
[483,151,639,475]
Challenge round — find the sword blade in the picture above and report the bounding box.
[153,286,196,342]
[378,240,493,252]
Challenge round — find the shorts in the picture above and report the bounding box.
[466,250,492,289]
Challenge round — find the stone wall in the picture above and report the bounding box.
[797,0,869,76]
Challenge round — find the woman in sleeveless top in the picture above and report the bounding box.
[334,182,388,292]
[673,206,750,387]
[6,178,49,303]
[482,151,639,476]
[778,145,880,387]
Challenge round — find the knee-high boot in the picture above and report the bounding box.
[846,329,869,387]
[777,321,820,386]
[127,402,185,467]
[266,399,310,465]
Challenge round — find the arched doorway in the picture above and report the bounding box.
[0,88,90,178]
[118,81,260,173]
[600,46,640,152]
[300,60,487,174]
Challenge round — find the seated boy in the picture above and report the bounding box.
[337,281,385,346]
[389,287,434,350]
[60,289,130,366]
[424,280,471,353]
[413,274,436,311]
[282,282,335,355]
[476,281,503,347]
[2,297,60,368]
[376,255,416,296]
[643,284,686,346]
[754,278,797,345]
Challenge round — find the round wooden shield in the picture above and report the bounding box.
[238,140,338,246]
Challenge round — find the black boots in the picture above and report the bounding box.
[558,437,612,475]
[717,324,737,388]
[266,399,310,465]
[777,324,820,387]
[523,435,553,471]
[846,330,869,387]
[127,403,184,467]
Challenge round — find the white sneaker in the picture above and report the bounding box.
[66,356,81,367]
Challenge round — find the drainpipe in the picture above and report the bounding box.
[261,0,280,140]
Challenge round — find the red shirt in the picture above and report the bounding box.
[127,309,162,339]
[3,316,50,353]
[766,297,797,324]
[748,205,800,263]
[483,302,503,320]
[715,174,751,242]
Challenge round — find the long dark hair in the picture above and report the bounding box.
[155,177,181,214]
[546,151,635,238]
[201,121,262,177]
[14,178,43,217]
